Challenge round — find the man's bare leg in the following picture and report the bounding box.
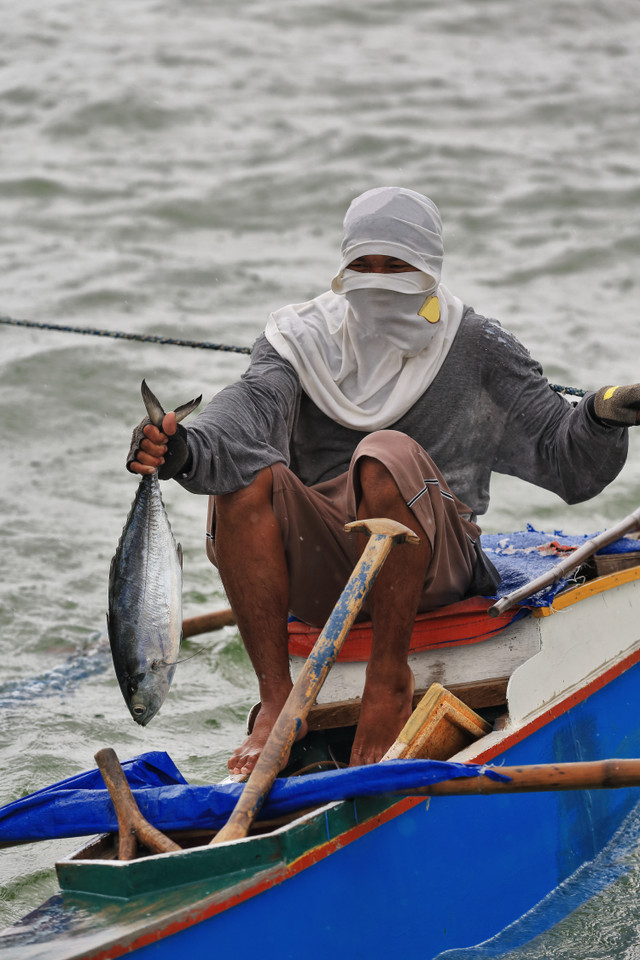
[350,457,432,766]
[214,468,306,776]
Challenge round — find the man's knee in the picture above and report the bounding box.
[350,431,437,520]
[357,454,395,487]
[356,455,404,511]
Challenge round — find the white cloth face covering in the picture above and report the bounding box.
[265,187,464,431]
[341,270,438,357]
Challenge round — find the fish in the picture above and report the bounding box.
[107,380,201,725]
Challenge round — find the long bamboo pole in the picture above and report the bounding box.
[398,758,640,797]
[182,607,235,638]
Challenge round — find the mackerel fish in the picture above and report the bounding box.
[107,380,201,725]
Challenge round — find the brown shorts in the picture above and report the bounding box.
[207,430,492,628]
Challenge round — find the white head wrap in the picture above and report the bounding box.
[332,186,444,289]
[265,187,464,431]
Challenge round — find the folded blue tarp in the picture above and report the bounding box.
[0,751,507,844]
[482,526,640,606]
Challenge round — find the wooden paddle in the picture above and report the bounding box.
[94,748,181,860]
[210,517,420,845]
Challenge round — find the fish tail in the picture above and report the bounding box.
[141,379,165,427]
[141,380,202,427]
[174,395,203,423]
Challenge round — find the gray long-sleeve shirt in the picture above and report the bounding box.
[177,308,628,519]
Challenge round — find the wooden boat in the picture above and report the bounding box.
[4,530,640,959]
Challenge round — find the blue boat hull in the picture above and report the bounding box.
[113,655,640,960]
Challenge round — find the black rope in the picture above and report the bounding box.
[548,383,586,398]
[0,314,587,396]
[0,315,251,355]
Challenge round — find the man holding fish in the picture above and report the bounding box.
[127,186,640,776]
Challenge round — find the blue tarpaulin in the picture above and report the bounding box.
[0,751,508,844]
[482,526,640,606]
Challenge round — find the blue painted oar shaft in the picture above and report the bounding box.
[306,533,392,680]
[213,518,419,844]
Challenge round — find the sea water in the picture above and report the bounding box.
[1,0,640,951]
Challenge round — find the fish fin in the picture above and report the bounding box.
[141,379,165,428]
[141,379,201,427]
[177,542,183,569]
[165,649,204,667]
[174,394,202,424]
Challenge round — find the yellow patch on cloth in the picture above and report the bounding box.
[419,294,440,324]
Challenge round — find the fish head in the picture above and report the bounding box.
[121,661,177,726]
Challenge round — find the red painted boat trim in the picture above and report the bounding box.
[81,640,640,959]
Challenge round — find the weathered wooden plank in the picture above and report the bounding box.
[306,677,509,730]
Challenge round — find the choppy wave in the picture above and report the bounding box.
[0,635,109,710]
[2,0,640,940]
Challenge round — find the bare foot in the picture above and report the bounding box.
[349,665,414,766]
[227,700,308,777]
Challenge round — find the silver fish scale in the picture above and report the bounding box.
[108,472,183,725]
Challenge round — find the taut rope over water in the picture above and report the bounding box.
[0,314,585,395]
[0,315,251,355]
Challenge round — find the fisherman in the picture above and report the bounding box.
[127,186,640,775]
